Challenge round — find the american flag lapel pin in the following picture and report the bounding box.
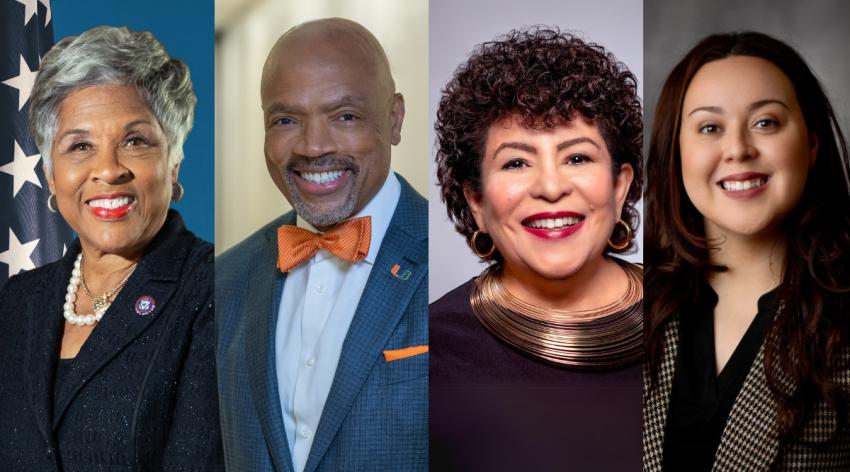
[390,264,411,280]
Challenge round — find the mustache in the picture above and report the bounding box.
[286,154,359,172]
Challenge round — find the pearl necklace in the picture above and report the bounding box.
[63,253,135,326]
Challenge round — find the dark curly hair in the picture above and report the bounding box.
[435,26,643,264]
[645,32,850,444]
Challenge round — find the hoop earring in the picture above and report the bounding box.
[47,194,58,213]
[172,181,184,202]
[471,230,496,258]
[607,219,632,251]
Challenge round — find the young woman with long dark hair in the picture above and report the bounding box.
[643,32,850,471]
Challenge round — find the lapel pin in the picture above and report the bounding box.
[390,264,411,280]
[135,295,156,316]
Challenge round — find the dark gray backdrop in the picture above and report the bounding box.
[644,0,850,153]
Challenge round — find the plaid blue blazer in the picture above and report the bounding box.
[216,175,428,472]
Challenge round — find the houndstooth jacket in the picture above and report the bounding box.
[642,316,850,471]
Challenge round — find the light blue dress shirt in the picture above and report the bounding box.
[274,172,400,472]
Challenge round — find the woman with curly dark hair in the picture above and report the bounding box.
[643,32,850,471]
[429,27,644,470]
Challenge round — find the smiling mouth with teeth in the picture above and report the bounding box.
[87,196,134,209]
[299,169,345,185]
[524,216,584,230]
[719,177,768,191]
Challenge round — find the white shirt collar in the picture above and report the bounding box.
[296,171,401,265]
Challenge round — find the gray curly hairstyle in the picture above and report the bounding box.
[28,26,196,174]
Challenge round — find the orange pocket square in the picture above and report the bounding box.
[383,345,429,362]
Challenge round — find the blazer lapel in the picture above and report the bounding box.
[26,252,70,451]
[245,213,295,472]
[304,179,427,472]
[644,307,797,471]
[52,214,190,429]
[642,316,680,472]
[712,332,783,470]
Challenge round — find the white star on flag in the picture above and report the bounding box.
[38,0,51,26]
[15,0,38,26]
[2,55,38,111]
[0,229,39,276]
[0,141,42,197]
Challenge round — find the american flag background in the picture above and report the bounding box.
[0,0,73,287]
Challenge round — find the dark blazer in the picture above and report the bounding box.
[0,211,223,472]
[216,174,428,472]
[643,315,850,471]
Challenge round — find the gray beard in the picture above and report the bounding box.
[283,154,359,227]
[287,180,358,228]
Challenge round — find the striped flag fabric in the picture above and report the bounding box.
[0,0,73,286]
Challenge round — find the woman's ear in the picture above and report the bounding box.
[45,163,55,195]
[808,132,819,167]
[463,183,487,232]
[171,162,181,183]
[614,163,634,216]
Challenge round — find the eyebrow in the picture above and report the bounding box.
[324,95,369,111]
[264,101,296,116]
[492,137,600,158]
[124,119,156,130]
[686,99,790,117]
[557,137,600,151]
[56,119,156,141]
[57,128,90,140]
[264,95,370,116]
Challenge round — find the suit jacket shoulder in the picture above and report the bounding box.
[389,174,427,241]
[216,212,294,322]
[217,212,295,282]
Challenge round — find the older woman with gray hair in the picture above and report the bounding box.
[0,26,222,471]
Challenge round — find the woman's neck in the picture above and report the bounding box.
[499,255,630,311]
[79,245,141,293]
[706,229,785,292]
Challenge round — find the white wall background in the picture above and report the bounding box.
[428,0,645,302]
[215,0,429,254]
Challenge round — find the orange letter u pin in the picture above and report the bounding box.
[390,264,411,280]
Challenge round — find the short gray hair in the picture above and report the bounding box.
[29,26,196,173]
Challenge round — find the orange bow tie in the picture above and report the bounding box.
[277,216,372,272]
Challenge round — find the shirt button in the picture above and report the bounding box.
[306,357,315,367]
[316,284,326,293]
[299,427,310,439]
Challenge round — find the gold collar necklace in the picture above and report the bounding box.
[470,261,643,369]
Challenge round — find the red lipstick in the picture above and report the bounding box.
[86,193,135,220]
[521,211,585,239]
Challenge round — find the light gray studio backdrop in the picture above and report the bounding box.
[644,0,850,156]
[428,0,644,303]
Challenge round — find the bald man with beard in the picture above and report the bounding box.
[216,18,428,472]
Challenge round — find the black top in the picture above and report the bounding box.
[663,283,778,472]
[430,279,643,472]
[0,211,223,471]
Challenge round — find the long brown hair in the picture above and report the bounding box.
[646,32,850,442]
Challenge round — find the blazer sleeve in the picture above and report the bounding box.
[160,294,225,471]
